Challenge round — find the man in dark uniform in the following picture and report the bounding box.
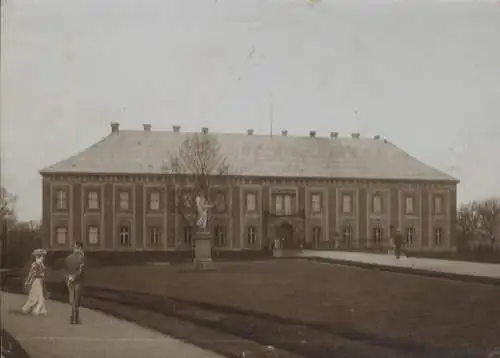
[393,228,403,259]
[65,241,85,324]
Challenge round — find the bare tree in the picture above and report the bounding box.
[165,133,229,228]
[456,201,481,249]
[476,198,500,247]
[0,186,17,225]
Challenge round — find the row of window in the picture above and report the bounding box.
[54,224,445,248]
[55,190,228,212]
[54,225,231,247]
[261,193,444,215]
[335,225,445,247]
[55,189,445,216]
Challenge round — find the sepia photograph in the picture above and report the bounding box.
[1,0,499,357]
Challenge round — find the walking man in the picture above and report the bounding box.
[393,228,403,259]
[65,241,85,324]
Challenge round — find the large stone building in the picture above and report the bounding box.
[40,123,458,252]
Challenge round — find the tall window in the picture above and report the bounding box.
[434,227,443,246]
[406,227,414,247]
[88,191,99,210]
[373,224,383,244]
[56,227,67,244]
[342,195,352,214]
[275,195,283,213]
[343,225,353,246]
[214,226,226,246]
[88,226,99,245]
[119,226,131,246]
[405,196,414,214]
[149,227,161,246]
[284,195,292,215]
[434,197,442,214]
[246,193,256,212]
[184,226,192,245]
[56,190,67,210]
[275,194,294,215]
[215,192,226,212]
[311,194,321,213]
[312,227,321,246]
[119,191,130,211]
[150,192,160,211]
[372,195,382,213]
[247,226,257,245]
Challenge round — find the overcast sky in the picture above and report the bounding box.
[1,0,499,221]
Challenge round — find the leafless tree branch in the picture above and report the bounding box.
[0,186,17,221]
[165,133,229,228]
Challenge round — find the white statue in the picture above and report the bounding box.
[195,194,213,231]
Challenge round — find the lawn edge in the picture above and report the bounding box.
[296,257,500,286]
[1,329,31,358]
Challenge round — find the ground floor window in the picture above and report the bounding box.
[247,227,257,246]
[119,226,131,246]
[87,226,99,245]
[312,227,321,248]
[56,227,68,245]
[372,224,383,245]
[434,227,443,247]
[406,227,414,247]
[184,226,192,245]
[214,226,226,247]
[149,227,161,246]
[343,225,353,247]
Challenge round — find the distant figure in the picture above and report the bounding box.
[195,193,213,231]
[22,248,48,316]
[65,241,86,324]
[393,228,403,259]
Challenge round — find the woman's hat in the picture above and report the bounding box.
[32,248,47,257]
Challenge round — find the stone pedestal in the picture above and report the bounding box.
[193,230,215,271]
[273,248,283,258]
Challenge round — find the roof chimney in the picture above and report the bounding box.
[201,127,209,134]
[247,129,254,135]
[351,132,360,139]
[309,130,316,138]
[172,125,180,133]
[110,122,120,134]
[281,130,288,136]
[330,132,339,139]
[373,135,380,140]
[143,124,152,132]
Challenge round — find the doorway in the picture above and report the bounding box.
[277,222,294,249]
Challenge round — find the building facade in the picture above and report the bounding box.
[40,124,458,252]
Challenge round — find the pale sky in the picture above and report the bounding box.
[1,0,499,221]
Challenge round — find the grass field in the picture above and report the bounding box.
[62,258,500,355]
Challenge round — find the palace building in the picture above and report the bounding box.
[40,123,458,252]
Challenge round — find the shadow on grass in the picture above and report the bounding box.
[1,278,487,358]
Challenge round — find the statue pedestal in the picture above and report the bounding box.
[273,248,283,258]
[193,230,215,271]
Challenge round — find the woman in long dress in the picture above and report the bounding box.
[21,248,48,316]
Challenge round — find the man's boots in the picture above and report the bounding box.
[70,306,77,324]
[75,307,81,324]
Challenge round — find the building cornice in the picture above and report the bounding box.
[40,172,458,190]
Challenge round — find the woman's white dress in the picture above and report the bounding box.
[22,261,47,316]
